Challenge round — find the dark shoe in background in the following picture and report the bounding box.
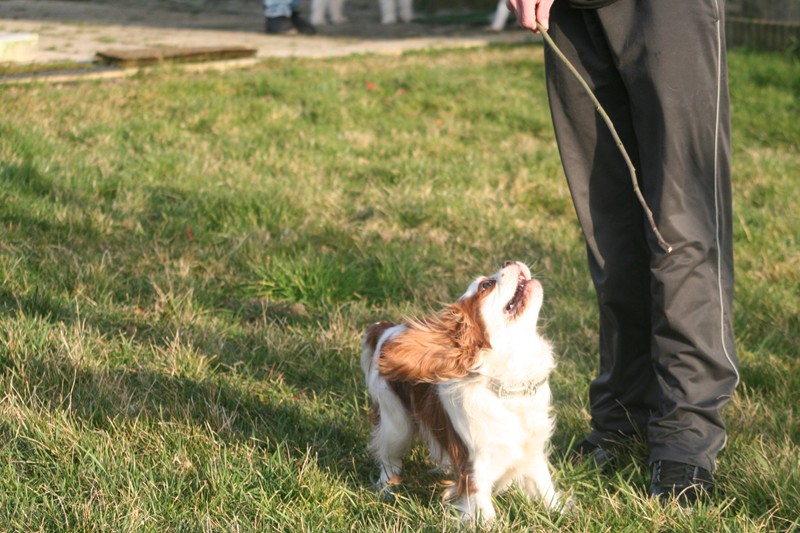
[290,11,317,34]
[649,460,715,506]
[265,16,295,34]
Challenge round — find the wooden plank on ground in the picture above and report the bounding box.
[95,46,257,67]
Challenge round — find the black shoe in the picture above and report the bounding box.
[566,432,637,468]
[290,11,317,34]
[265,16,295,34]
[649,460,714,506]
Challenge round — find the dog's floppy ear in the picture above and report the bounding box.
[377,302,487,383]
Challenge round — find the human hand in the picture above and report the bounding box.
[505,0,554,32]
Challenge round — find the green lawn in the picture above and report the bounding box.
[1,44,798,531]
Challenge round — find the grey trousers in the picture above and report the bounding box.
[544,0,739,472]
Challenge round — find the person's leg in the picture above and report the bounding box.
[545,1,658,444]
[289,1,317,35]
[596,0,739,474]
[263,0,292,19]
[264,0,316,34]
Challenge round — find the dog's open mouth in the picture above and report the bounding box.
[504,274,529,315]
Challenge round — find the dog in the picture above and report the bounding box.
[360,261,562,523]
[310,0,412,26]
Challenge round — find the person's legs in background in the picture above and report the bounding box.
[264,0,316,34]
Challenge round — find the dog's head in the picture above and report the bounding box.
[377,261,544,383]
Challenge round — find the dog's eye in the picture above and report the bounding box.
[479,279,495,292]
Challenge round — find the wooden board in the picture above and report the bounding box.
[95,46,257,67]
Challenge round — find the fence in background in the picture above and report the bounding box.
[727,17,800,51]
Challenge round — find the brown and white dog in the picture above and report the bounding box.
[361,261,562,523]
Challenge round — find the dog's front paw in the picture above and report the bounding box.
[450,493,497,526]
[557,491,577,515]
[459,508,496,527]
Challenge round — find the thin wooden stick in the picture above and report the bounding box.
[536,22,672,253]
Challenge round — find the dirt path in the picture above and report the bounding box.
[0,0,533,64]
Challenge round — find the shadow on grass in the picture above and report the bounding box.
[0,226,586,498]
[0,143,588,502]
[0,345,374,483]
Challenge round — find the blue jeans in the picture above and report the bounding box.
[264,0,299,18]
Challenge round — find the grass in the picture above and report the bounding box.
[0,43,798,531]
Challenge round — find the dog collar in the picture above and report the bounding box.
[485,376,548,399]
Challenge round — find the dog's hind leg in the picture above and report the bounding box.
[368,389,414,497]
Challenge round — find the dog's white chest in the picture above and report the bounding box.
[441,381,553,450]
